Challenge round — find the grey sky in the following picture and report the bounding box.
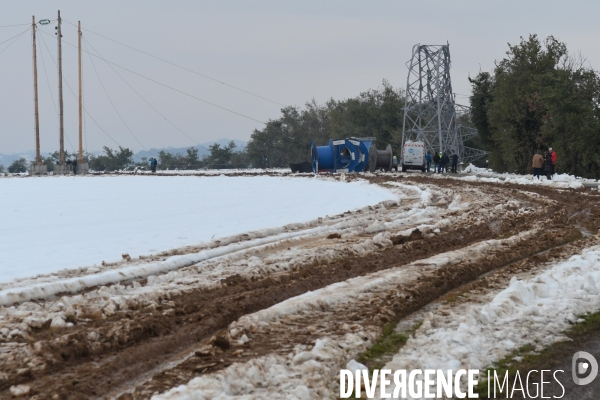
[1,1,599,154]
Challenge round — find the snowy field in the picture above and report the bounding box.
[2,170,599,399]
[0,175,395,283]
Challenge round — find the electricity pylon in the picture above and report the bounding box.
[401,43,486,164]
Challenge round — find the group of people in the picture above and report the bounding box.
[426,151,459,173]
[532,148,557,180]
[65,158,78,175]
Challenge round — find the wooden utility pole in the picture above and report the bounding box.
[57,10,64,165]
[78,21,83,164]
[32,16,41,165]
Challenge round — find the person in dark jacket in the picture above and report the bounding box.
[441,152,449,173]
[149,157,157,173]
[451,154,459,173]
[544,152,552,180]
[425,151,432,172]
[433,152,440,173]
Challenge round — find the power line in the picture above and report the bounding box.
[83,36,201,147]
[37,37,59,116]
[0,27,30,56]
[63,19,285,107]
[38,31,76,152]
[0,23,30,28]
[83,38,147,150]
[82,49,88,154]
[39,30,270,126]
[38,28,121,148]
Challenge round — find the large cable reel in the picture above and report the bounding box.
[311,140,336,173]
[332,139,359,173]
[352,139,373,173]
[368,143,393,172]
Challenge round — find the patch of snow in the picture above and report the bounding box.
[152,333,375,400]
[382,243,600,398]
[460,164,595,189]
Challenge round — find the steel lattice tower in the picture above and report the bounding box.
[401,43,486,164]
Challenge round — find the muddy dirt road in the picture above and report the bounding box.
[1,173,600,399]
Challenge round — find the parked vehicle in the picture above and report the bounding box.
[402,140,426,172]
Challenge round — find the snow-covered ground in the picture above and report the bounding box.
[459,164,597,189]
[373,238,600,399]
[151,230,541,399]
[106,168,291,176]
[5,168,596,398]
[0,175,395,283]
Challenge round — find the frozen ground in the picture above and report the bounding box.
[108,168,291,176]
[1,172,599,399]
[153,230,540,400]
[376,239,600,399]
[0,175,395,283]
[459,164,597,189]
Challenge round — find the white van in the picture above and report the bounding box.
[402,140,426,172]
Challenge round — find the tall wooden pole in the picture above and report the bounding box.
[78,21,83,164]
[32,16,41,165]
[57,10,64,165]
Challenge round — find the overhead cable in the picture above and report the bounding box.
[38,28,121,147]
[0,27,30,56]
[37,37,59,116]
[83,38,148,150]
[0,23,30,28]
[38,32,76,151]
[39,30,269,126]
[63,19,285,107]
[83,36,201,147]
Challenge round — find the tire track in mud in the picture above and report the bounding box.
[7,219,503,399]
[127,220,589,399]
[2,178,599,399]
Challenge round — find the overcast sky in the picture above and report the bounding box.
[2,1,600,154]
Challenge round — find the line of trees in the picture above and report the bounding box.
[86,142,249,171]
[156,142,249,170]
[469,34,600,178]
[1,142,250,173]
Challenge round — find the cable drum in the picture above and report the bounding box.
[352,139,372,173]
[333,139,359,173]
[311,140,335,173]
[368,144,393,172]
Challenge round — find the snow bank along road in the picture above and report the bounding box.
[1,172,600,399]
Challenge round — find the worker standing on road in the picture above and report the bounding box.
[392,155,398,172]
[426,151,432,172]
[434,152,441,173]
[451,153,458,173]
[549,147,557,176]
[441,152,449,173]
[532,150,543,179]
[544,151,553,180]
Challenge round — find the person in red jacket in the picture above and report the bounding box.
[549,147,557,176]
